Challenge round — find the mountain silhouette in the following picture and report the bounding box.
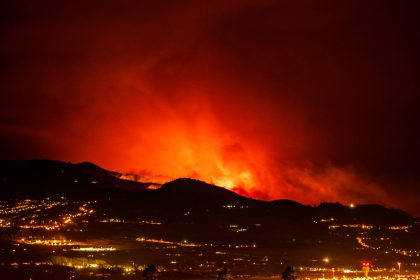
[0,159,417,268]
[0,159,150,198]
[0,159,414,225]
[156,178,250,205]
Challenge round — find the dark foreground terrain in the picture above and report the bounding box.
[0,160,418,279]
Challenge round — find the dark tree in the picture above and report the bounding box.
[143,264,158,280]
[217,267,229,280]
[282,266,296,280]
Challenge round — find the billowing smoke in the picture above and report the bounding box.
[0,1,419,215]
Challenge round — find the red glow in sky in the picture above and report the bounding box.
[0,1,419,215]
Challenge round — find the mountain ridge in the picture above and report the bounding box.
[0,159,418,269]
[0,159,415,223]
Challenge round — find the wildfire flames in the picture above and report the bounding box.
[1,1,418,215]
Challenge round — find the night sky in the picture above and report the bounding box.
[1,1,419,215]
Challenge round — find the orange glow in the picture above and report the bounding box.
[1,0,418,217]
[2,39,396,211]
[55,75,394,207]
[96,90,273,198]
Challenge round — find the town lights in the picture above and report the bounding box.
[361,261,371,267]
[361,260,372,278]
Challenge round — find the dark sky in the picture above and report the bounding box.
[1,0,419,215]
